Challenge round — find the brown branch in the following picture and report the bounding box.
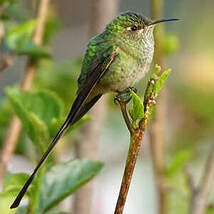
[189,143,214,214]
[114,97,153,214]
[185,166,196,193]
[0,3,8,17]
[0,0,50,183]
[0,22,15,73]
[0,22,4,44]
[0,55,15,73]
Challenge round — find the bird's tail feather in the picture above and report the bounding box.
[10,92,102,209]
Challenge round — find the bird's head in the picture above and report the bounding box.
[105,11,178,45]
[106,12,153,41]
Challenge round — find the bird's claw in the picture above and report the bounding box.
[128,86,137,93]
[114,87,137,104]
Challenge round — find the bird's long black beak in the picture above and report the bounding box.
[150,18,179,25]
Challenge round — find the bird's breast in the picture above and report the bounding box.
[99,47,153,92]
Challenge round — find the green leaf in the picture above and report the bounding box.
[152,64,162,79]
[206,206,214,214]
[0,99,13,125]
[164,34,179,55]
[3,173,30,194]
[5,19,37,50]
[0,0,14,6]
[164,150,192,176]
[0,173,30,214]
[0,192,17,214]
[153,68,172,98]
[6,88,63,146]
[7,88,47,146]
[129,90,144,122]
[37,159,104,212]
[17,40,51,58]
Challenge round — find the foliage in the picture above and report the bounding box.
[37,159,103,212]
[6,88,63,147]
[0,1,103,213]
[128,65,171,127]
[164,33,179,55]
[0,86,101,212]
[164,150,192,176]
[0,160,103,214]
[5,20,51,58]
[129,89,144,122]
[1,0,213,214]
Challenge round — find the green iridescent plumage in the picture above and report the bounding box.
[11,11,156,209]
[78,11,154,94]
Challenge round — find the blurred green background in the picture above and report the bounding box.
[0,0,214,214]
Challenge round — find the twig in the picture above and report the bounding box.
[0,22,4,44]
[0,0,50,182]
[0,22,15,73]
[114,96,154,214]
[0,3,8,17]
[185,166,196,192]
[0,55,15,73]
[189,144,214,214]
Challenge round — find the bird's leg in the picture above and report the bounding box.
[128,86,137,94]
[119,102,134,135]
[114,87,137,104]
[114,87,137,135]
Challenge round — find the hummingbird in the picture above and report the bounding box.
[10,11,178,209]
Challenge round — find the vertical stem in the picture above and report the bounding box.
[189,144,214,214]
[74,1,118,214]
[114,130,143,214]
[114,99,151,214]
[0,0,50,182]
[150,0,168,214]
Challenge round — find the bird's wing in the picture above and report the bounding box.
[70,44,118,123]
[10,45,118,209]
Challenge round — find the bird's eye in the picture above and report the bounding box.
[131,25,138,31]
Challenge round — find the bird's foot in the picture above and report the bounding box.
[114,87,137,104]
[128,86,137,94]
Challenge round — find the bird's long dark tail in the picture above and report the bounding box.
[10,92,102,209]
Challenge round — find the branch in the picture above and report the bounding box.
[185,166,196,193]
[0,55,15,73]
[0,22,4,44]
[114,94,157,214]
[0,0,50,182]
[114,66,171,214]
[0,22,15,73]
[0,2,8,17]
[189,143,214,214]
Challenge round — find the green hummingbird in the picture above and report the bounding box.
[11,11,178,209]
